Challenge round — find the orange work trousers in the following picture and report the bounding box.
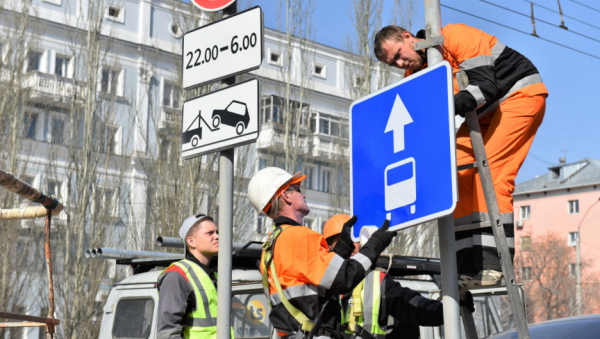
[454,83,547,273]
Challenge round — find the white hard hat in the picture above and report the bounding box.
[248,167,305,213]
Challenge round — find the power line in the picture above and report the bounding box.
[527,153,555,166]
[522,0,600,31]
[480,0,600,44]
[440,4,600,60]
[570,0,600,13]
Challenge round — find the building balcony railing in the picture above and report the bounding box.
[159,107,181,130]
[257,122,309,153]
[310,134,348,160]
[23,71,86,105]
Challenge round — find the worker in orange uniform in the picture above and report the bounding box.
[248,167,397,339]
[373,24,548,290]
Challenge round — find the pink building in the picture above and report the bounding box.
[513,158,600,279]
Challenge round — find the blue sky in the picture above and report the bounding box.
[246,0,600,183]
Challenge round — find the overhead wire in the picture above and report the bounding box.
[440,4,600,60]
[522,0,600,31]
[479,0,600,44]
[570,0,600,14]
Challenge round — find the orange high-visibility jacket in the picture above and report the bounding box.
[261,218,375,337]
[406,23,547,117]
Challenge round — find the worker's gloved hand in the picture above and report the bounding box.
[359,220,397,267]
[332,215,357,259]
[459,291,475,313]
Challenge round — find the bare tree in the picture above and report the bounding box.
[516,232,600,322]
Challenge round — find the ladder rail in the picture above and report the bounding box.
[457,71,530,339]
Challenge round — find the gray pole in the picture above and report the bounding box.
[423,0,461,338]
[576,231,582,316]
[217,3,237,339]
[575,197,600,316]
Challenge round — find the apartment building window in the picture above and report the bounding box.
[260,95,309,126]
[100,68,122,96]
[310,114,317,133]
[304,166,314,190]
[317,113,348,139]
[569,263,577,277]
[27,50,43,72]
[304,217,314,230]
[106,5,125,23]
[258,158,267,170]
[269,50,282,66]
[521,267,531,281]
[50,117,65,145]
[54,56,71,77]
[47,180,62,198]
[321,170,330,193]
[103,125,119,155]
[22,112,38,140]
[568,232,578,247]
[163,82,181,109]
[256,213,265,234]
[520,205,530,219]
[313,63,326,78]
[38,307,49,338]
[568,200,579,214]
[520,236,531,251]
[94,187,118,217]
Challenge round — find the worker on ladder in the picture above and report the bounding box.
[373,24,548,290]
[248,167,397,339]
[324,215,473,339]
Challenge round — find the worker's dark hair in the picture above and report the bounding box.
[374,25,414,61]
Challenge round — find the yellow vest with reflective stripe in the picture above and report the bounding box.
[345,271,387,339]
[159,259,233,339]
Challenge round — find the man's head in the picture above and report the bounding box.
[323,214,360,256]
[179,214,219,265]
[248,167,308,223]
[374,25,425,71]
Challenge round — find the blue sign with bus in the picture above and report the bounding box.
[349,61,457,239]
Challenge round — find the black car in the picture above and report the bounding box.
[211,100,250,135]
[485,314,600,339]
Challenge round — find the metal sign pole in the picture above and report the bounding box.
[217,3,236,339]
[423,0,461,338]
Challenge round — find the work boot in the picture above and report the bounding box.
[464,270,503,292]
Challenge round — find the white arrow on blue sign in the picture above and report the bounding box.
[349,61,457,240]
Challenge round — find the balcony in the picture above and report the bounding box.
[23,71,86,106]
[159,106,181,130]
[257,122,309,154]
[310,134,348,161]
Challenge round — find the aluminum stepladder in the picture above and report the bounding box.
[453,71,530,339]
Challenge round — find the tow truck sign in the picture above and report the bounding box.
[181,78,260,159]
[182,6,263,89]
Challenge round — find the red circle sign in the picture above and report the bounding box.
[191,0,236,12]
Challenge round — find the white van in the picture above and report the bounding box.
[95,244,519,339]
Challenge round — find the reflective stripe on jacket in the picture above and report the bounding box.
[261,222,374,337]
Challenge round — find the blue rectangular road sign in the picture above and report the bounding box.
[349,61,457,240]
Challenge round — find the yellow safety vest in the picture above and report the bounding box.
[344,271,387,339]
[159,259,233,339]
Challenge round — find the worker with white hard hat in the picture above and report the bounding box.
[249,167,397,339]
[156,214,233,339]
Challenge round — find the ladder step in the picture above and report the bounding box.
[457,162,477,171]
[454,221,491,232]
